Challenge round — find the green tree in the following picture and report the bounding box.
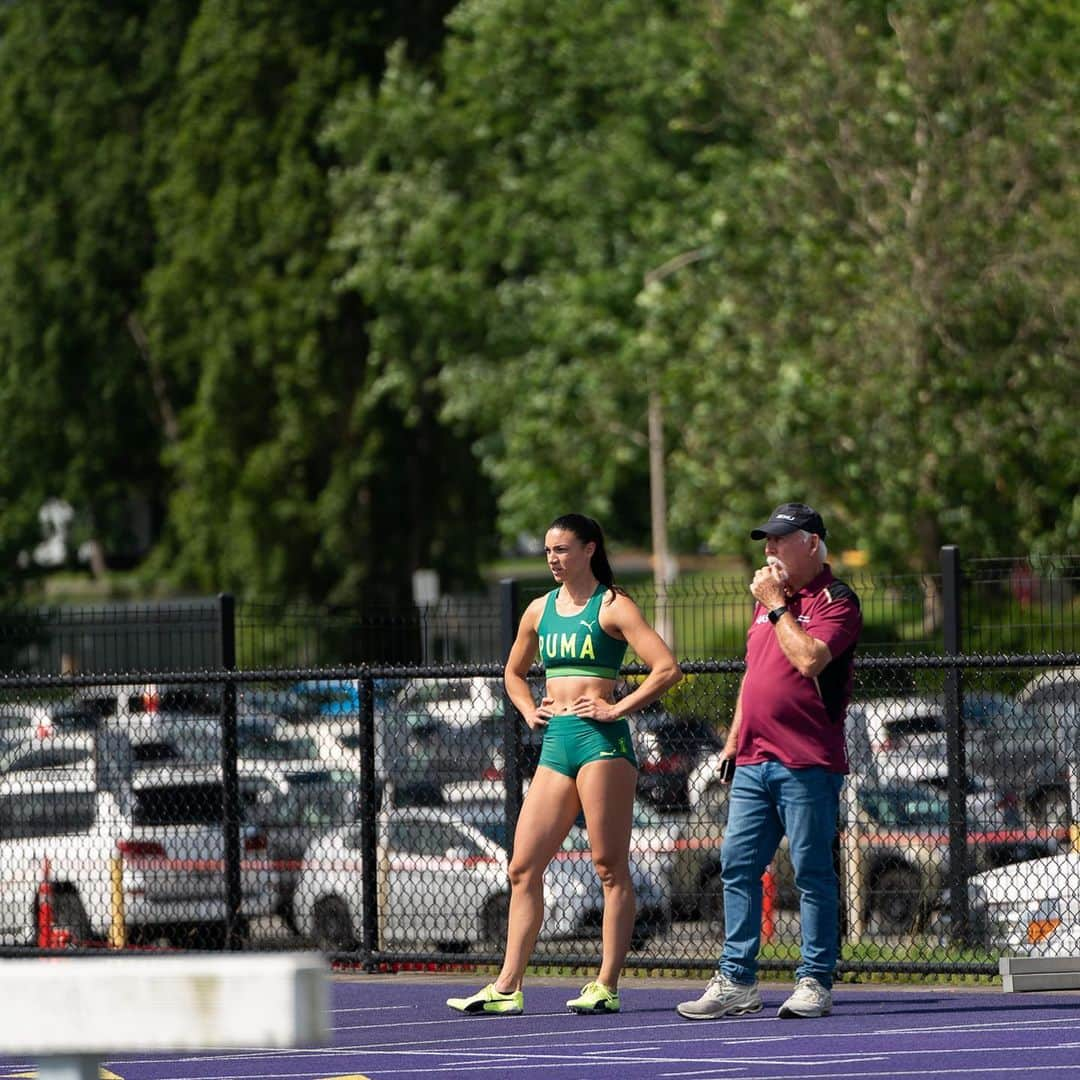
[331,0,1077,573]
[327,0,718,551]
[663,0,1079,569]
[0,1,198,588]
[141,0,489,605]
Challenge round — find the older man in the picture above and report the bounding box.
[678,503,862,1021]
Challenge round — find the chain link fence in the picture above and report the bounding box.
[0,551,1077,977]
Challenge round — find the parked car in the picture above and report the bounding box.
[0,764,277,948]
[964,848,1080,955]
[978,669,1080,827]
[290,709,541,803]
[239,762,364,928]
[44,683,224,735]
[844,694,1007,770]
[294,806,669,953]
[0,734,99,780]
[438,779,673,944]
[632,706,723,813]
[840,692,1071,827]
[293,812,639,954]
[394,676,504,729]
[672,777,1062,935]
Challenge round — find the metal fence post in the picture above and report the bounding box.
[500,580,523,857]
[357,667,380,967]
[941,546,970,940]
[217,592,243,950]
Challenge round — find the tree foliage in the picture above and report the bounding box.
[0,0,1074,611]
[666,0,1080,567]
[329,0,1077,569]
[0,1,197,588]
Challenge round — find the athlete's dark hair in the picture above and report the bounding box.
[548,513,625,602]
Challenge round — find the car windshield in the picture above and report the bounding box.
[450,802,509,850]
[259,774,361,827]
[857,785,1018,830]
[239,733,320,761]
[132,782,225,826]
[858,787,953,828]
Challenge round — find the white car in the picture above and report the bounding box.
[441,778,677,922]
[293,805,670,952]
[43,682,223,738]
[238,760,364,927]
[966,850,1080,955]
[0,764,278,948]
[394,676,504,729]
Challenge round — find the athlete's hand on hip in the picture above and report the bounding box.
[527,697,555,730]
[572,696,618,722]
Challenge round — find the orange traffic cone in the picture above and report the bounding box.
[761,867,776,943]
[36,859,73,949]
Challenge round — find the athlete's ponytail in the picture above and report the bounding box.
[549,513,623,601]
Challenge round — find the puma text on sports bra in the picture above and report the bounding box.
[537,584,628,679]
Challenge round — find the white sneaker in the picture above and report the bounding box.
[778,976,832,1018]
[677,972,762,1020]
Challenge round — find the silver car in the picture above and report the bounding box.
[293,805,671,953]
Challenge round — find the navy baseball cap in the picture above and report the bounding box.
[750,503,827,540]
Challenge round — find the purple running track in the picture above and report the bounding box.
[2,976,1079,1079]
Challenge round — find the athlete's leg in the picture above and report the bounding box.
[576,758,638,989]
[494,765,582,992]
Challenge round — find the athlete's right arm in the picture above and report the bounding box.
[504,596,550,730]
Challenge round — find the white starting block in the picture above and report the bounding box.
[0,952,328,1080]
[1000,954,1080,992]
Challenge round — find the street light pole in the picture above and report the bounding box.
[648,385,675,650]
[641,245,714,652]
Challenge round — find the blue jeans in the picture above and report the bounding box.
[719,761,843,988]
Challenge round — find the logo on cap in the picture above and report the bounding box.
[749,503,827,541]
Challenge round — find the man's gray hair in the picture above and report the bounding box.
[798,529,828,562]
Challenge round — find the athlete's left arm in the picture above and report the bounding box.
[574,594,682,721]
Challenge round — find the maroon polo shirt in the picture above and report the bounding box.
[736,565,862,774]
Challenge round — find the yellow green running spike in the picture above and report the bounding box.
[446,983,524,1015]
[567,981,621,1014]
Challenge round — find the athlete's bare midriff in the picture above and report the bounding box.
[546,674,617,715]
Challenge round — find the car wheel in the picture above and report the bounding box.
[630,906,669,950]
[47,889,91,945]
[312,897,356,952]
[867,866,922,935]
[700,869,725,938]
[1030,788,1071,828]
[481,894,510,948]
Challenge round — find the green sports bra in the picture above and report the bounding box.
[537,584,628,679]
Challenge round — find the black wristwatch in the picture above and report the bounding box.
[767,604,788,625]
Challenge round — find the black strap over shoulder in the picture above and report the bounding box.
[825,578,860,611]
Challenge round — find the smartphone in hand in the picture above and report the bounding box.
[717,756,736,783]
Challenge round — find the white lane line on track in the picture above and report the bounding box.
[99,1066,1080,1080]
[654,1041,1080,1078]
[326,1010,1080,1048]
[101,1013,1080,1070]
[88,1011,1080,1080]
[331,1005,415,1014]
[112,1036,1080,1080]
[658,1067,1080,1080]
